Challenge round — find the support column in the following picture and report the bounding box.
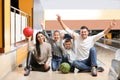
[4,0,11,53]
[0,0,3,53]
[0,0,11,53]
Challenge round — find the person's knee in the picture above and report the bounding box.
[44,67,50,72]
[90,47,96,53]
[90,47,96,51]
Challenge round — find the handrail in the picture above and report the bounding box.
[10,6,30,46]
[101,38,120,44]
[95,42,118,52]
[11,6,30,16]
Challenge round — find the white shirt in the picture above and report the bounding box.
[60,39,77,62]
[65,49,77,62]
[66,28,105,60]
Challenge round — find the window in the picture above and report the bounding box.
[11,6,30,46]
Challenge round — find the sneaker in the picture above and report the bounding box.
[97,67,104,72]
[91,67,97,76]
[24,69,30,76]
[74,68,79,73]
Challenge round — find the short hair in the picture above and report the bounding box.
[80,26,89,32]
[64,38,72,43]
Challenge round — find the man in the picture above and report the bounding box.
[57,15,115,76]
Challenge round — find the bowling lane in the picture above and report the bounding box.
[2,46,115,80]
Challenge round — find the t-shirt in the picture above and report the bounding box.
[60,39,77,62]
[65,28,105,60]
[64,49,77,62]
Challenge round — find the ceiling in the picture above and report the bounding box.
[40,0,120,9]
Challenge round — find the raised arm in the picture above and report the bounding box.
[103,20,116,35]
[40,23,50,40]
[56,15,75,38]
[92,20,116,42]
[57,15,69,30]
[59,32,66,51]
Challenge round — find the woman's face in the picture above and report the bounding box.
[53,32,60,42]
[37,33,45,43]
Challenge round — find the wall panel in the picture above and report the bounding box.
[0,0,3,48]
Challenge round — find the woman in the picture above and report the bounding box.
[41,24,63,71]
[24,31,52,76]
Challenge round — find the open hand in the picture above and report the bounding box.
[40,21,45,30]
[110,20,116,28]
[56,14,61,22]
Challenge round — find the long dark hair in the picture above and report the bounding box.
[35,31,44,57]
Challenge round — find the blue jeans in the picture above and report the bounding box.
[62,54,75,72]
[52,57,62,71]
[73,47,97,71]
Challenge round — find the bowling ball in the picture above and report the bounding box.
[23,27,33,37]
[60,62,71,73]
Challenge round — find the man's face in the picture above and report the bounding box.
[53,32,60,42]
[80,29,89,39]
[64,41,72,50]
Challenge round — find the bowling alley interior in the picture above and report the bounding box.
[0,0,120,80]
